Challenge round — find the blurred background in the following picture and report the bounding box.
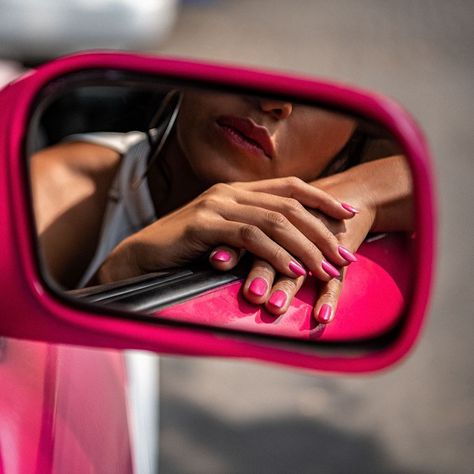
[1,0,472,473]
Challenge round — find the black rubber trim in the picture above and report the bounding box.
[69,270,193,303]
[68,258,252,312]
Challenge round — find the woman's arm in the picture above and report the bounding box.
[315,154,414,234]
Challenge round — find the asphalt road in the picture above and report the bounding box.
[154,1,474,473]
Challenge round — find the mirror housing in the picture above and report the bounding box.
[0,51,436,373]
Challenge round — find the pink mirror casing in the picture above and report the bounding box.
[0,52,436,373]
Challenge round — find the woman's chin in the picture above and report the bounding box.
[191,157,270,184]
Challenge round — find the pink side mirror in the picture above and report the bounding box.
[0,52,436,373]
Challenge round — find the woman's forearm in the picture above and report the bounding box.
[313,155,415,233]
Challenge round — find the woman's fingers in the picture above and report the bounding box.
[195,182,357,274]
[240,256,346,322]
[314,269,345,324]
[265,273,306,316]
[209,245,242,270]
[242,259,276,304]
[219,203,343,280]
[242,258,305,316]
[231,192,355,267]
[232,176,359,219]
[201,220,310,279]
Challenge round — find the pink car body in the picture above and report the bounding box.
[0,52,436,473]
[0,340,131,473]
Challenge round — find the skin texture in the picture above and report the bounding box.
[32,90,414,323]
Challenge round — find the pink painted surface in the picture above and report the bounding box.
[0,51,436,374]
[0,338,131,474]
[157,234,412,341]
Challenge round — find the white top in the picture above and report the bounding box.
[66,132,156,288]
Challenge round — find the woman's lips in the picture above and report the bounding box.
[216,116,275,159]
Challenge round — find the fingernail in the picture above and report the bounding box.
[317,304,332,323]
[268,290,287,309]
[341,202,359,214]
[322,260,341,278]
[338,246,357,263]
[249,277,268,297]
[211,250,231,262]
[289,260,306,277]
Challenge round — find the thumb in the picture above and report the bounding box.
[209,246,243,271]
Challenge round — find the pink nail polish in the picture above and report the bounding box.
[289,261,306,277]
[211,250,231,262]
[317,304,332,323]
[341,202,359,214]
[338,246,357,263]
[249,277,268,297]
[268,290,287,309]
[321,260,341,278]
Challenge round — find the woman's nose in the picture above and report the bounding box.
[257,99,293,120]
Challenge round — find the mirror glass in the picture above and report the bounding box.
[27,70,415,345]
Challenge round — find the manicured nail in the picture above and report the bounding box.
[249,277,268,297]
[289,260,306,277]
[211,250,231,262]
[317,304,332,323]
[338,246,357,263]
[268,290,287,309]
[341,202,359,214]
[322,260,341,278]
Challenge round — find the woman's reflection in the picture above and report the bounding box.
[31,89,414,324]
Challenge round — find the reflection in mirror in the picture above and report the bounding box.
[27,71,414,344]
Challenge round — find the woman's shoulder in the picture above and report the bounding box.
[31,130,146,181]
[31,141,121,238]
[30,141,124,288]
[31,140,121,180]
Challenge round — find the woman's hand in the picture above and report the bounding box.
[96,176,357,284]
[210,155,412,324]
[210,206,372,324]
